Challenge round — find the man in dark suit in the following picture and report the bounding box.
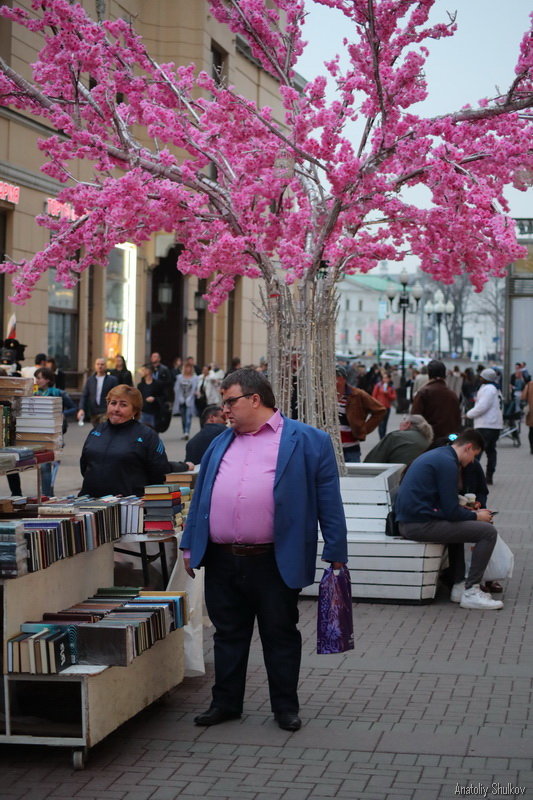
[185,404,226,464]
[77,357,118,426]
[181,369,348,732]
[150,352,173,402]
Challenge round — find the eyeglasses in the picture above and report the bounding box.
[221,393,254,409]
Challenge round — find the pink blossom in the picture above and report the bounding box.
[0,0,531,307]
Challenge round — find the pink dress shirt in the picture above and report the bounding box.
[207,409,283,544]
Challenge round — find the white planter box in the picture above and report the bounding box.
[302,463,445,603]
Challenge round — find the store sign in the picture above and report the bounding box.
[46,198,77,220]
[0,181,20,204]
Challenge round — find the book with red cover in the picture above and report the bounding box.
[34,450,55,464]
[143,520,174,531]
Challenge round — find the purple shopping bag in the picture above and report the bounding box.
[316,565,354,654]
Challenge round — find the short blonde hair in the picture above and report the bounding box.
[106,384,143,419]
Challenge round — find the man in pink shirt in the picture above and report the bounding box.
[181,369,348,732]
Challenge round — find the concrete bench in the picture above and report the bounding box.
[302,463,445,603]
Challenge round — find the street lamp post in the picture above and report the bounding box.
[386,269,423,413]
[424,289,455,358]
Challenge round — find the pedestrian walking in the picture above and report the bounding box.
[137,363,164,428]
[466,367,503,485]
[77,357,118,426]
[181,368,348,731]
[110,354,133,386]
[172,361,199,439]
[521,379,533,455]
[336,366,385,462]
[371,371,397,439]
[411,359,461,440]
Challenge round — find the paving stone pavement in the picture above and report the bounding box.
[1,412,532,799]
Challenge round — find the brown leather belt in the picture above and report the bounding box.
[213,543,274,556]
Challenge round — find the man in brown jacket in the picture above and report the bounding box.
[336,366,386,462]
[411,360,461,440]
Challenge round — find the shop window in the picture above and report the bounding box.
[104,244,137,369]
[48,273,79,370]
[212,43,227,86]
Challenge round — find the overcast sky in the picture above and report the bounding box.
[297,0,532,218]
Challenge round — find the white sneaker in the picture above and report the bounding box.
[450,582,465,603]
[460,584,503,610]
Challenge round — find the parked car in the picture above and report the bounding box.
[379,350,428,368]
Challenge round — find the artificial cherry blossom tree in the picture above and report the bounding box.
[0,0,532,467]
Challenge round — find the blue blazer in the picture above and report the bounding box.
[180,415,348,589]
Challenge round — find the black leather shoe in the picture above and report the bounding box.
[194,707,241,726]
[274,712,301,731]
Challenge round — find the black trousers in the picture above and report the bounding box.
[203,545,301,714]
[476,427,500,478]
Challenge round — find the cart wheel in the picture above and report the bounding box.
[72,748,88,770]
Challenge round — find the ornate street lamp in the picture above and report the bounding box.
[386,269,423,412]
[424,289,455,358]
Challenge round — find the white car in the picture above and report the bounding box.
[379,350,428,367]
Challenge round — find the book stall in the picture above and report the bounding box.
[0,377,63,498]
[0,379,196,768]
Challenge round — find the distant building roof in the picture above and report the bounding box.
[340,273,400,293]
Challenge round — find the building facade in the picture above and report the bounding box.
[0,0,279,385]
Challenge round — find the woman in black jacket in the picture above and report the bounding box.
[80,385,190,497]
[110,354,133,386]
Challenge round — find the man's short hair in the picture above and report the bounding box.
[200,404,223,426]
[427,359,446,379]
[221,368,276,409]
[35,353,47,365]
[453,429,485,452]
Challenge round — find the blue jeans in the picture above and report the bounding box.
[180,403,193,434]
[378,408,390,440]
[40,461,59,496]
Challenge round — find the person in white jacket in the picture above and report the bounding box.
[466,368,503,484]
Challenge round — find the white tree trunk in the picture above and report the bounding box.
[261,277,346,475]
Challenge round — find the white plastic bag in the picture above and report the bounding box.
[167,548,207,677]
[464,535,514,582]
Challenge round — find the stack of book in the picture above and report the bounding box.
[15,396,63,453]
[166,471,197,490]
[0,445,38,469]
[177,486,191,523]
[13,497,131,573]
[7,624,75,674]
[0,495,146,576]
[0,376,34,401]
[0,519,28,577]
[6,587,188,672]
[0,450,17,471]
[165,472,197,525]
[0,401,16,446]
[117,496,144,534]
[142,483,183,534]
